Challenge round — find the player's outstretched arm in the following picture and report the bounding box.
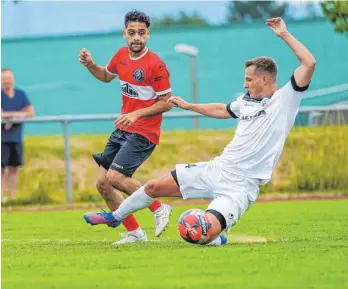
[137,91,174,117]
[79,48,116,83]
[113,92,174,129]
[168,96,232,119]
[266,17,316,87]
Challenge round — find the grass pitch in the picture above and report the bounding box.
[2,199,348,289]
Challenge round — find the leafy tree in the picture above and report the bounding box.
[226,1,289,23]
[321,1,348,33]
[152,11,209,27]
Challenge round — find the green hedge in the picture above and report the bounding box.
[5,126,348,205]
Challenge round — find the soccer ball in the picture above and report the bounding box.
[178,209,213,244]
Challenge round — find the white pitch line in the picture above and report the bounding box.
[1,236,269,245]
[0,238,179,244]
[1,238,116,243]
[228,235,268,244]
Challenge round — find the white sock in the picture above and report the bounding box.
[130,227,145,237]
[112,186,155,221]
[205,236,222,246]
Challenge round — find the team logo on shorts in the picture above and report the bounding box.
[133,69,145,82]
[185,163,197,169]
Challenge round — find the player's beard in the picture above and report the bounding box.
[129,42,145,53]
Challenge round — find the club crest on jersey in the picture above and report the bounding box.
[133,69,145,82]
[121,83,139,98]
[261,98,269,107]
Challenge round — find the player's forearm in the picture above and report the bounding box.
[1,112,12,118]
[188,103,229,119]
[280,32,316,67]
[3,111,34,118]
[136,101,173,118]
[86,63,111,83]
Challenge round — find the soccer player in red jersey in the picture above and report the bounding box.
[79,10,173,244]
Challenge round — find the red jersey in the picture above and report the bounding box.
[106,47,171,145]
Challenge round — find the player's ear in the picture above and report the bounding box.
[147,28,151,39]
[263,76,268,86]
[122,28,127,39]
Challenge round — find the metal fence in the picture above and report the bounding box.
[2,106,348,203]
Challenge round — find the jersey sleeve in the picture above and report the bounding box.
[279,74,310,110]
[291,74,310,92]
[105,50,120,76]
[151,62,171,96]
[226,95,242,118]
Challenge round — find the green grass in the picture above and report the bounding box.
[2,200,348,289]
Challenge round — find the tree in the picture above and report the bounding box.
[321,1,348,33]
[152,11,209,28]
[226,1,289,23]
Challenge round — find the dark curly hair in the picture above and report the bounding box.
[125,10,150,28]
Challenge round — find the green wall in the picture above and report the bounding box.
[2,19,348,135]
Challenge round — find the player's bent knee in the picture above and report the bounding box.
[106,170,126,191]
[200,222,223,245]
[96,178,107,194]
[206,209,226,233]
[96,180,111,199]
[144,180,161,198]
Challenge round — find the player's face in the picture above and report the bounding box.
[243,66,265,97]
[123,22,150,53]
[244,66,262,97]
[1,71,15,91]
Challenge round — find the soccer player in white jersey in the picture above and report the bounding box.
[96,17,316,246]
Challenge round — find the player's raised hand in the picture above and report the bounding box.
[167,96,192,110]
[79,48,94,68]
[266,17,287,37]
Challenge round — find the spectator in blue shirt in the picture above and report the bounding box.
[1,68,35,202]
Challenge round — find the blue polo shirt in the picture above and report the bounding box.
[1,88,31,143]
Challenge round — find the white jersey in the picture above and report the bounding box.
[216,76,308,182]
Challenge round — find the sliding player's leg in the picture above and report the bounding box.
[110,161,221,238]
[111,172,181,232]
[201,173,261,246]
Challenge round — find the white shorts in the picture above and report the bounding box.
[176,160,261,232]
